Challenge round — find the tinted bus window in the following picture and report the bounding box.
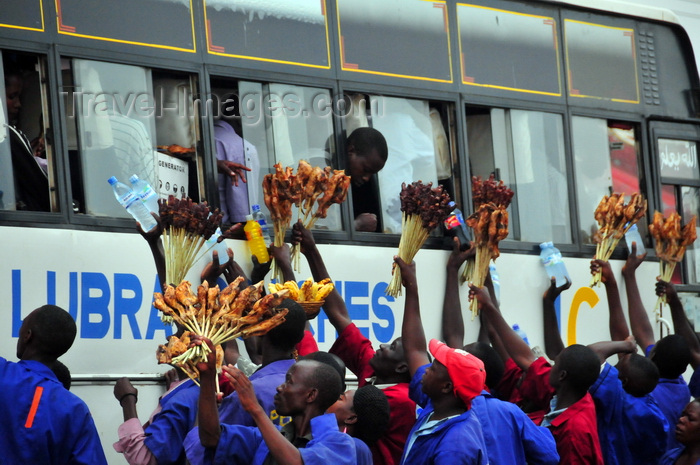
[63,59,199,218]
[56,0,195,51]
[337,0,452,82]
[205,0,330,68]
[1,52,55,212]
[572,118,643,245]
[565,19,639,103]
[457,4,561,96]
[466,106,570,244]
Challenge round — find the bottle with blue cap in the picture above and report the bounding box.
[108,176,157,232]
[512,324,530,346]
[129,174,159,214]
[625,223,645,257]
[539,241,569,287]
[489,263,500,305]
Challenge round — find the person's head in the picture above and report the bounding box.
[51,360,71,390]
[616,352,659,397]
[549,344,600,394]
[16,305,76,361]
[676,399,700,445]
[464,341,504,391]
[4,64,23,123]
[650,334,690,379]
[327,385,390,445]
[274,360,343,417]
[369,337,409,382]
[263,299,306,352]
[302,351,347,391]
[217,92,242,136]
[346,127,388,187]
[422,339,486,408]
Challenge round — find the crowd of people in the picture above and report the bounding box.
[3,218,700,464]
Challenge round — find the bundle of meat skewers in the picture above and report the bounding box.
[262,161,351,278]
[649,211,697,309]
[386,181,452,297]
[158,196,223,285]
[463,175,513,316]
[590,192,647,286]
[153,278,290,385]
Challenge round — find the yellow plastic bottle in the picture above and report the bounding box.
[244,215,270,263]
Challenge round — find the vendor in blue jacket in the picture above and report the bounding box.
[191,336,358,465]
[393,256,489,465]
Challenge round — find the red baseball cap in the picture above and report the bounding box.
[429,339,486,407]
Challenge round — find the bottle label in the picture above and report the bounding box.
[444,214,463,230]
[120,191,139,208]
[542,255,562,267]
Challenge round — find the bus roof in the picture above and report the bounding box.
[550,0,681,25]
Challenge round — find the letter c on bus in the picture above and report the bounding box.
[567,287,600,346]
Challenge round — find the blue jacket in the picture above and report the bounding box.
[0,357,107,465]
[651,375,690,450]
[143,379,199,464]
[410,363,559,465]
[202,412,356,465]
[589,362,669,465]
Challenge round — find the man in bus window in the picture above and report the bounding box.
[344,127,388,232]
[3,60,50,211]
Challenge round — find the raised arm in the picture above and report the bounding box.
[293,221,351,332]
[592,259,628,341]
[225,366,303,465]
[542,277,570,360]
[588,336,637,364]
[443,238,474,348]
[470,284,536,370]
[658,279,700,368]
[395,256,430,376]
[621,244,655,350]
[194,336,223,448]
[270,244,296,284]
[138,213,166,292]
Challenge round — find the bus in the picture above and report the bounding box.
[1,0,699,462]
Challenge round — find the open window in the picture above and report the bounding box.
[465,106,570,244]
[62,58,200,219]
[571,118,645,246]
[0,50,56,212]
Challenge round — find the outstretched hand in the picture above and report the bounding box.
[394,256,417,290]
[468,283,494,309]
[217,160,251,187]
[590,259,614,283]
[446,237,475,271]
[292,220,316,255]
[544,276,572,301]
[191,335,217,375]
[622,242,647,275]
[137,212,162,244]
[201,248,235,286]
[656,278,679,303]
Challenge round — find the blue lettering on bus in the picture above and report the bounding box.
[114,273,143,339]
[81,272,111,339]
[10,270,395,343]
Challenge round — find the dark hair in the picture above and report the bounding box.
[299,360,343,411]
[558,344,600,392]
[652,334,690,379]
[30,305,77,358]
[265,299,306,350]
[51,360,72,390]
[347,127,388,162]
[626,353,660,397]
[353,385,390,445]
[464,342,504,390]
[302,351,347,391]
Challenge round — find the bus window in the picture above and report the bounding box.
[368,96,453,235]
[572,118,643,245]
[0,51,55,212]
[63,59,199,218]
[658,137,700,284]
[222,80,341,231]
[465,106,570,244]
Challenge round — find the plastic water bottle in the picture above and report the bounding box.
[205,227,230,265]
[489,264,500,305]
[108,176,157,232]
[129,174,160,214]
[539,242,569,287]
[625,224,645,257]
[512,324,530,346]
[444,201,471,249]
[251,204,272,247]
[244,214,270,263]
